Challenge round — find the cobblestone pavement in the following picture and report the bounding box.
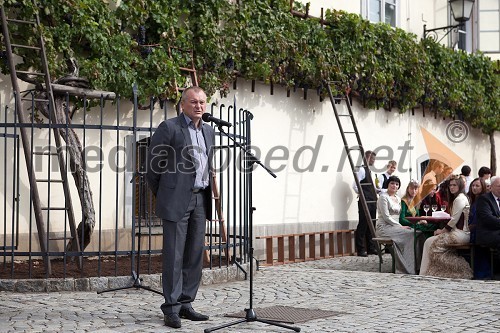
[1,254,500,333]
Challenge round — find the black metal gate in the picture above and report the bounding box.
[0,129,20,264]
[0,90,250,279]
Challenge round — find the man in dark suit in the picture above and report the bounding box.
[476,176,500,250]
[352,150,378,256]
[146,86,215,329]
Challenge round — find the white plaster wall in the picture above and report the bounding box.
[0,0,498,238]
[216,79,498,232]
[298,0,453,44]
[0,76,497,241]
[422,0,451,37]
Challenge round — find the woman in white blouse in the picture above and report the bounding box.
[376,176,421,274]
[419,175,473,279]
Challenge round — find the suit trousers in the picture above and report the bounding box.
[161,191,207,315]
[355,201,377,253]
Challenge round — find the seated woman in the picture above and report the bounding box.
[376,176,421,274]
[467,178,489,279]
[435,181,449,213]
[400,180,438,238]
[419,175,473,279]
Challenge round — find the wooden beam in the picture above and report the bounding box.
[51,83,116,100]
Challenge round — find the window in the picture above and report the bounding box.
[456,27,467,51]
[364,0,398,27]
[455,23,471,52]
[479,0,500,53]
[135,137,160,227]
[384,0,397,27]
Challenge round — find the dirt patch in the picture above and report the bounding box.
[0,254,229,280]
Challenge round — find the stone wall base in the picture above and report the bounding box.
[0,264,249,293]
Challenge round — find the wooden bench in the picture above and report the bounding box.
[256,229,355,266]
[447,243,475,275]
[449,243,498,279]
[372,237,395,273]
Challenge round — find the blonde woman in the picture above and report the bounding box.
[399,180,438,238]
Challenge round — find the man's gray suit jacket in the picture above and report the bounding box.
[146,114,215,222]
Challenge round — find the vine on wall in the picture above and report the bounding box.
[1,0,498,135]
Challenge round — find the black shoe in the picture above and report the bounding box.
[357,251,368,257]
[179,308,209,321]
[164,313,182,328]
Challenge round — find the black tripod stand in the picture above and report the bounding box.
[98,171,163,296]
[205,118,300,333]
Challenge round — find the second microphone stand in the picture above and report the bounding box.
[204,121,300,333]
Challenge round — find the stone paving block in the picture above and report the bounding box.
[201,268,215,285]
[89,277,109,292]
[46,278,75,292]
[107,276,134,289]
[227,265,238,281]
[74,278,91,291]
[211,267,228,284]
[14,279,46,292]
[139,273,161,289]
[0,279,16,291]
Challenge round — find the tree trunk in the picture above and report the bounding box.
[490,132,497,176]
[36,96,96,251]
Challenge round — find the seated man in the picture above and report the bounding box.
[475,176,500,276]
[478,166,492,191]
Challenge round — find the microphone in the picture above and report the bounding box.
[202,113,232,127]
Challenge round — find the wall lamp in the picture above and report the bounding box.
[423,0,475,42]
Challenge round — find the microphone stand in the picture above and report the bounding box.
[205,120,300,333]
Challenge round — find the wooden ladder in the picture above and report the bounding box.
[204,173,228,264]
[168,46,199,114]
[0,2,80,274]
[323,82,382,257]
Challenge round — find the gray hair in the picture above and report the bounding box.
[180,86,204,102]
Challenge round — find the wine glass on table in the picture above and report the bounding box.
[440,205,446,212]
[423,204,430,216]
[431,204,438,215]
